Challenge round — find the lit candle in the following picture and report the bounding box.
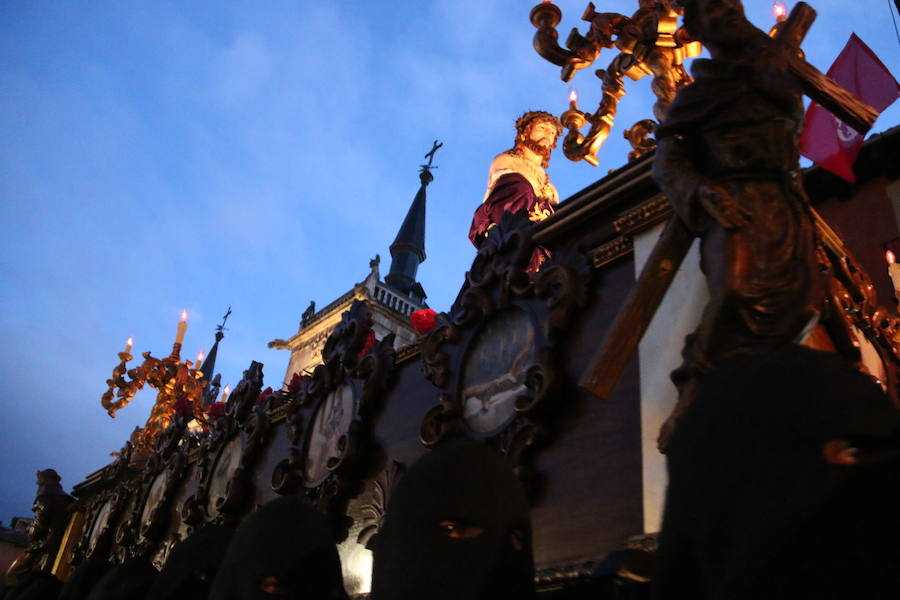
[569,89,578,110]
[221,385,230,403]
[124,337,133,355]
[196,350,204,372]
[886,251,900,302]
[773,1,786,22]
[768,1,787,37]
[175,310,188,345]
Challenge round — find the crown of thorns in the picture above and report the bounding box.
[515,111,563,137]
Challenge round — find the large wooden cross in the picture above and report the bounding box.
[579,2,879,400]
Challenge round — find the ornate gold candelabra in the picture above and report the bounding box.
[530,0,701,165]
[101,331,207,457]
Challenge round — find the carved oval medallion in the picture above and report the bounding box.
[86,499,113,555]
[207,435,243,516]
[460,308,536,435]
[139,471,169,533]
[303,384,356,487]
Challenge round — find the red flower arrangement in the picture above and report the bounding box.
[410,308,438,334]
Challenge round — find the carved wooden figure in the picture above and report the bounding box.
[4,469,74,585]
[570,0,884,449]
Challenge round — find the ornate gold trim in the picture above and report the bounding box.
[591,236,634,269]
[613,194,671,234]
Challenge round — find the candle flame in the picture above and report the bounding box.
[181,309,187,322]
[224,385,230,395]
[887,250,895,265]
[569,90,577,102]
[197,351,204,364]
[127,337,133,346]
[772,1,786,20]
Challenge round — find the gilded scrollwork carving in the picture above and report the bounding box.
[271,300,397,541]
[612,194,671,234]
[817,237,900,400]
[591,235,634,269]
[420,220,592,496]
[101,342,208,459]
[624,119,658,161]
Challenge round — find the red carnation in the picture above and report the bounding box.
[410,309,438,334]
[288,372,307,393]
[207,402,226,419]
[256,386,274,405]
[358,330,377,356]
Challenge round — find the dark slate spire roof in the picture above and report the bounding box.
[386,142,440,295]
[199,330,224,383]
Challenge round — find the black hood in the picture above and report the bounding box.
[208,496,348,600]
[371,438,534,600]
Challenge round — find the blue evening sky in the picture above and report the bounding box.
[1,1,898,521]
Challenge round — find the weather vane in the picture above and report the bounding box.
[422,140,443,170]
[419,140,443,184]
[217,306,232,333]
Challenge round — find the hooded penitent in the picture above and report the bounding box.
[655,344,900,599]
[57,554,110,600]
[146,525,234,600]
[207,496,348,600]
[85,559,158,600]
[371,438,534,600]
[3,572,62,600]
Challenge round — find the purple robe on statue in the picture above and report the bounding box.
[468,172,555,272]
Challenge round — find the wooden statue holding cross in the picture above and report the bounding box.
[578,0,881,451]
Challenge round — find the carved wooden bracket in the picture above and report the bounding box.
[356,459,405,550]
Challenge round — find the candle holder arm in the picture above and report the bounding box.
[530,2,599,82]
[559,56,629,165]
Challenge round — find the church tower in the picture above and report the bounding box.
[268,143,441,385]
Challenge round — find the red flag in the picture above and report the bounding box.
[800,34,899,182]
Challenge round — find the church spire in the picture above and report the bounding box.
[200,307,230,406]
[385,141,441,296]
[199,331,224,383]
